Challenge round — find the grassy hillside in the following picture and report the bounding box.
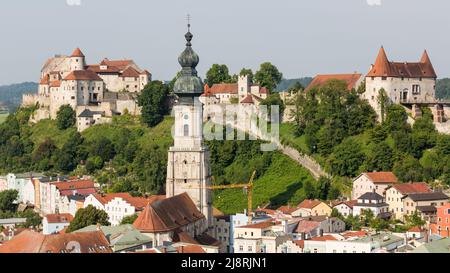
[0,112,8,124]
[212,152,316,214]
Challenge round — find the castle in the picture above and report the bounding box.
[23,48,152,131]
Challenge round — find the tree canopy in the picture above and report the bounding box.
[254,62,283,92]
[67,205,110,232]
[56,105,76,130]
[137,81,170,128]
[205,64,232,86]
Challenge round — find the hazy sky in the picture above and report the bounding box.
[1,0,450,85]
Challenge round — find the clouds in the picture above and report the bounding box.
[367,0,382,6]
[66,0,81,6]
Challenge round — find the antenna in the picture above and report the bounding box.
[187,14,191,31]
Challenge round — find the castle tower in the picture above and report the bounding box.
[166,23,213,228]
[238,75,250,100]
[70,47,86,71]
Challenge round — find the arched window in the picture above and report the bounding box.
[184,124,189,136]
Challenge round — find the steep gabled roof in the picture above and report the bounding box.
[91,193,164,210]
[367,47,437,78]
[133,193,204,233]
[121,66,141,78]
[70,48,85,58]
[64,70,103,81]
[364,172,398,184]
[297,199,322,210]
[240,94,254,104]
[209,83,238,94]
[45,213,73,224]
[305,73,362,92]
[391,182,432,195]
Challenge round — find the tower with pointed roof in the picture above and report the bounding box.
[70,47,86,71]
[365,46,437,119]
[166,23,213,229]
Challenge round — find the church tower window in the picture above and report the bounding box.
[184,124,189,136]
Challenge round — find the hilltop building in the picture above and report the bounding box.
[23,48,151,131]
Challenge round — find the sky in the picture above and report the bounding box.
[1,0,450,85]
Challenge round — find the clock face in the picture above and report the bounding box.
[184,114,189,120]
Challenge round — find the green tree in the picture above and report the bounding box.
[67,205,110,232]
[18,209,42,229]
[120,214,138,225]
[85,156,104,174]
[327,139,365,177]
[404,211,426,228]
[260,93,285,120]
[385,105,410,133]
[239,68,254,82]
[0,190,18,212]
[364,141,394,172]
[377,88,389,123]
[315,177,331,200]
[205,64,231,86]
[56,105,76,130]
[254,62,283,91]
[393,155,424,182]
[137,81,170,128]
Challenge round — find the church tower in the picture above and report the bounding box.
[166,23,213,228]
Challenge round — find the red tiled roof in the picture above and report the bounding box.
[141,69,151,75]
[392,183,431,195]
[101,58,133,71]
[294,240,304,249]
[60,188,96,196]
[172,229,199,245]
[367,47,437,78]
[87,65,121,74]
[40,74,50,85]
[176,245,206,253]
[408,226,423,233]
[277,205,298,215]
[71,48,85,58]
[121,66,141,78]
[0,230,111,253]
[305,73,362,92]
[49,80,61,88]
[92,193,164,210]
[239,220,276,229]
[298,200,322,209]
[260,87,268,94]
[256,208,276,215]
[209,83,238,94]
[240,94,254,104]
[365,172,398,184]
[334,200,358,209]
[342,231,368,239]
[64,70,103,81]
[45,213,73,224]
[295,221,320,233]
[133,193,204,233]
[52,180,95,191]
[309,235,338,242]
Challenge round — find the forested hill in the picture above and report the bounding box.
[0,82,38,112]
[436,78,450,100]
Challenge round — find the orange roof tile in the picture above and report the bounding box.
[49,80,61,88]
[238,220,276,229]
[45,213,73,224]
[121,66,141,78]
[277,205,298,215]
[176,245,206,253]
[305,73,362,92]
[92,193,164,210]
[133,193,204,233]
[209,83,238,94]
[392,183,431,195]
[240,94,254,104]
[408,226,424,233]
[87,65,121,74]
[309,235,338,241]
[298,199,322,209]
[294,240,304,248]
[64,70,103,81]
[342,231,368,239]
[70,48,85,58]
[365,172,398,184]
[101,58,133,70]
[40,74,50,85]
[367,47,437,78]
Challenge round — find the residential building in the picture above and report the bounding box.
[276,240,305,253]
[233,220,290,253]
[74,224,154,253]
[402,192,449,220]
[406,226,426,240]
[214,215,231,253]
[6,173,44,204]
[83,193,164,226]
[229,210,273,253]
[385,182,432,220]
[332,200,358,217]
[293,200,333,217]
[432,203,450,238]
[0,230,112,253]
[43,213,74,235]
[352,172,398,200]
[293,216,346,240]
[353,192,390,218]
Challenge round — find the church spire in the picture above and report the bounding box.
[173,16,204,104]
[367,46,394,77]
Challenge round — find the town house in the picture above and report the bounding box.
[352,172,398,200]
[385,182,432,220]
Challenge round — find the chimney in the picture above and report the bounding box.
[96,223,101,231]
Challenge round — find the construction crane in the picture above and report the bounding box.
[187,170,256,225]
